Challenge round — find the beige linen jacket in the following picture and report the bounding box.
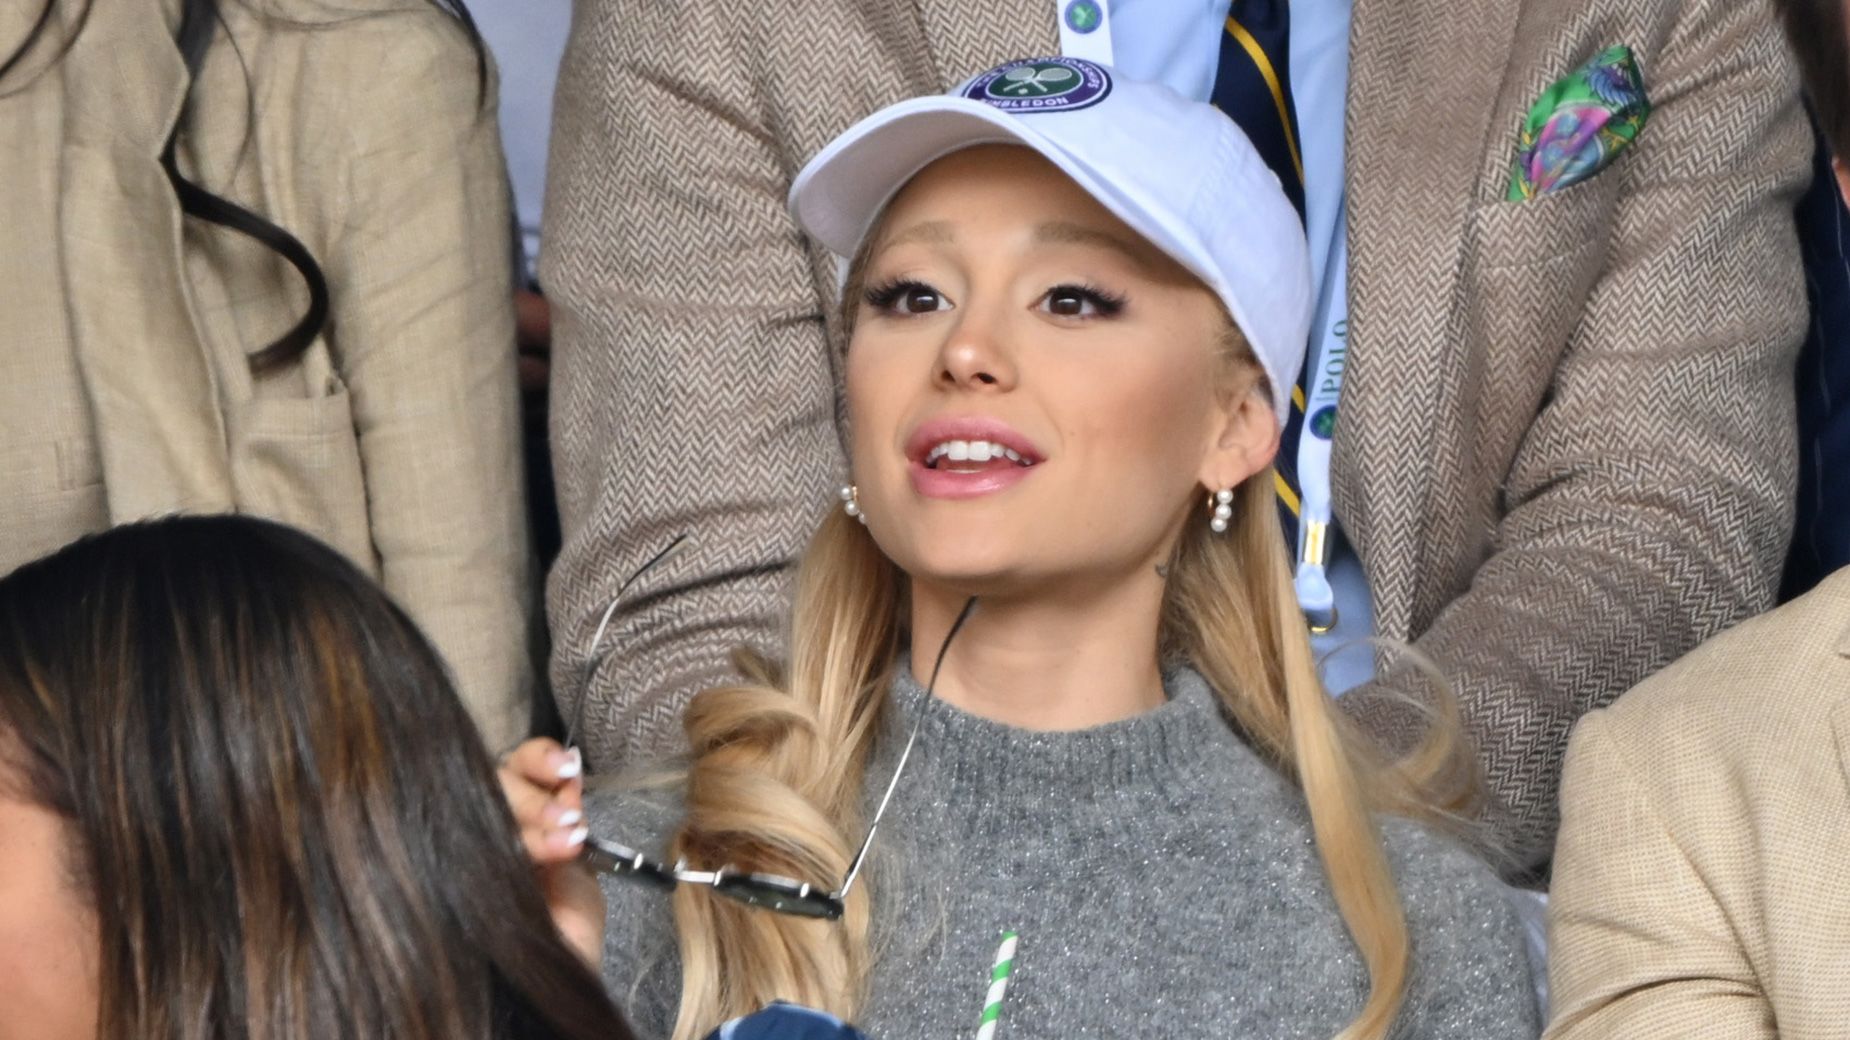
[4,0,533,748]
[1546,569,1850,1038]
[543,0,1810,867]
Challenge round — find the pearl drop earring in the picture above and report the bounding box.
[1208,488,1234,533]
[839,485,867,524]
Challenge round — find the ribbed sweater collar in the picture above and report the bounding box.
[873,661,1244,805]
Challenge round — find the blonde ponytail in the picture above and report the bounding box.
[1168,472,1472,1039]
[1159,330,1476,1038]
[665,508,899,1038]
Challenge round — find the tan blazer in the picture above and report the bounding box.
[2,0,533,749]
[542,0,1810,867]
[1545,569,1850,1038]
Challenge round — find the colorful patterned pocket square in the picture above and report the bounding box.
[1507,45,1651,201]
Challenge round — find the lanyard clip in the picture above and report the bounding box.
[1295,520,1337,633]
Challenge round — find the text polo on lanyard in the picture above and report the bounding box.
[1053,0,1347,630]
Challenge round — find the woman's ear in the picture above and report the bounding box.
[1198,384,1281,492]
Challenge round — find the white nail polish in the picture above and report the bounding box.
[557,808,583,828]
[565,825,589,847]
[558,748,583,780]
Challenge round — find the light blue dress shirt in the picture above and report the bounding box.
[472,0,574,279]
[1111,0,1373,694]
[1097,0,1226,102]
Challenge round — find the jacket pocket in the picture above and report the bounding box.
[0,439,107,568]
[226,384,377,574]
[1469,168,1624,271]
[1455,172,1623,508]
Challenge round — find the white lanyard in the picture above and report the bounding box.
[1292,198,1349,629]
[1053,0,1115,65]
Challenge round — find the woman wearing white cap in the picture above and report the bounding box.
[502,58,1537,1040]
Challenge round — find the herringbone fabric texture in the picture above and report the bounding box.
[1334,0,1809,869]
[542,0,1809,871]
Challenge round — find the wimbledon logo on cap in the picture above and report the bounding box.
[962,57,1111,114]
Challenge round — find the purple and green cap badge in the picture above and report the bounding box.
[961,57,1112,114]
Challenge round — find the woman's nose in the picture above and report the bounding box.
[935,310,1017,392]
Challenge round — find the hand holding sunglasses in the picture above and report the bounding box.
[504,535,976,928]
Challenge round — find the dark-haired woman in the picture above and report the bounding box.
[0,0,534,749]
[0,515,633,1040]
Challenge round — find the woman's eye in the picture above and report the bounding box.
[864,280,950,316]
[898,286,944,313]
[1041,285,1126,319]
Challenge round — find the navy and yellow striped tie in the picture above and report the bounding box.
[1209,0,1311,548]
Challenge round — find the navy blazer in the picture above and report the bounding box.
[1784,121,1850,600]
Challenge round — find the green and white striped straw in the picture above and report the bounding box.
[975,931,1019,1040]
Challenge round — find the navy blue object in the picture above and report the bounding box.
[705,1002,870,1040]
[1783,117,1850,601]
[1211,0,1311,546]
[1209,0,1306,222]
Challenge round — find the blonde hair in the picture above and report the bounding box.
[662,330,1478,1040]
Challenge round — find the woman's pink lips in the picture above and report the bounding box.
[902,416,1045,500]
[908,458,1036,499]
[903,417,1044,467]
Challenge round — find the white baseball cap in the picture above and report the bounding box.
[788,56,1313,423]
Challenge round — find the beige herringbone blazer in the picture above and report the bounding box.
[543,0,1810,867]
[1545,569,1850,1038]
[2,0,533,749]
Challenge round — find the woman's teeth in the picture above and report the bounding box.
[925,439,1030,468]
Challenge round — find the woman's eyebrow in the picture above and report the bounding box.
[878,219,957,250]
[1032,221,1151,269]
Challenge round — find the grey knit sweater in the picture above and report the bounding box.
[588,667,1540,1039]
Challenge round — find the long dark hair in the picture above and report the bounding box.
[0,0,487,370]
[0,516,631,1040]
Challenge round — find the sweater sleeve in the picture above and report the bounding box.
[587,786,688,1040]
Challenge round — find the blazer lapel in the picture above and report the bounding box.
[912,0,1060,89]
[1335,0,1524,638]
[60,0,236,521]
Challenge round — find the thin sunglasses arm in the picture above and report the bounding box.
[586,534,690,666]
[835,718,920,898]
[836,596,976,899]
[573,534,691,751]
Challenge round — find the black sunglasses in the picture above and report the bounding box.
[574,537,975,920]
